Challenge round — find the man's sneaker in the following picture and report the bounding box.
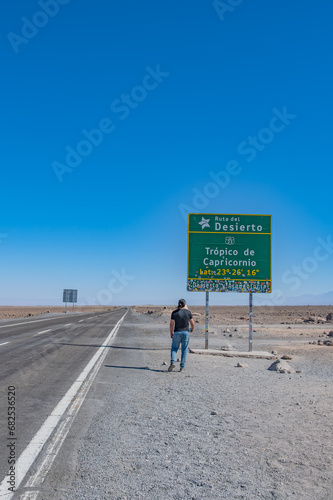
[168,363,175,372]
[180,367,185,372]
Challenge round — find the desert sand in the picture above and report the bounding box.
[0,305,116,320]
[125,305,333,499]
[133,305,333,369]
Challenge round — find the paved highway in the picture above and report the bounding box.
[0,308,128,499]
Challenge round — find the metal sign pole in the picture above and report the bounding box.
[249,292,253,352]
[205,291,209,349]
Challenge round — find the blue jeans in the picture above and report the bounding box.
[171,331,190,368]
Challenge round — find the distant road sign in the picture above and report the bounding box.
[187,214,272,293]
[63,289,78,303]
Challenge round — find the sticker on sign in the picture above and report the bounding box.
[187,214,272,293]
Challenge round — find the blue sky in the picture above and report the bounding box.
[1,0,332,306]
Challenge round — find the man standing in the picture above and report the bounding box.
[168,299,195,372]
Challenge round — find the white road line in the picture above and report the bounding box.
[64,323,72,327]
[78,319,84,323]
[21,320,119,497]
[0,314,81,329]
[33,329,52,337]
[0,311,127,500]
[0,342,10,347]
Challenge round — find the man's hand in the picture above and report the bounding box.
[170,318,175,339]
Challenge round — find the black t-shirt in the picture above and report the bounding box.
[171,308,193,332]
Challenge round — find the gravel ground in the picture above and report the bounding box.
[38,307,333,500]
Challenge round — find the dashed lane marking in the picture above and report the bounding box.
[33,329,52,337]
[0,342,10,347]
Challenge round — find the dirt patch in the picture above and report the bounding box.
[0,306,117,320]
[133,305,333,325]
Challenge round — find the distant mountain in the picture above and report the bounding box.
[285,291,333,306]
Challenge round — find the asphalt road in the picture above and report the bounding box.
[0,308,128,498]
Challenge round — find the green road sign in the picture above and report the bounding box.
[187,213,272,293]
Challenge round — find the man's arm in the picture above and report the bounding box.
[189,318,195,332]
[170,319,175,338]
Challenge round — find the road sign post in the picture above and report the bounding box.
[187,214,272,350]
[249,291,253,352]
[205,291,209,350]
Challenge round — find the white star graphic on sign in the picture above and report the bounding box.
[198,217,210,229]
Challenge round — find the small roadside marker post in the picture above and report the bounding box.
[249,292,253,352]
[205,291,209,349]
